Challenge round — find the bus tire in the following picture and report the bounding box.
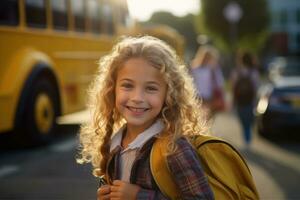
[17,77,59,146]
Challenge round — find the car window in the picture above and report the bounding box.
[282,61,300,76]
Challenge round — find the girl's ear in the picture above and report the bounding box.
[161,103,169,117]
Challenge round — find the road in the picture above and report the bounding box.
[0,111,299,200]
[0,125,97,200]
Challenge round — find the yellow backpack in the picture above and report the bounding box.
[150,135,259,200]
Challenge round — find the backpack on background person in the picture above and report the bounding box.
[233,72,256,106]
[150,135,259,200]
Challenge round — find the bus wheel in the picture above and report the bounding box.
[21,78,59,145]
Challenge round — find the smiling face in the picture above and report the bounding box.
[115,57,167,133]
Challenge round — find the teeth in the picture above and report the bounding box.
[133,108,143,112]
[129,107,146,112]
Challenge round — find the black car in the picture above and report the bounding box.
[256,57,300,137]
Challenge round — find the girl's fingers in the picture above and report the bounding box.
[97,194,110,200]
[110,185,119,192]
[97,185,110,194]
[97,185,111,200]
[110,180,123,192]
[110,191,120,198]
[112,180,123,186]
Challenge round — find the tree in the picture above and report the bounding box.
[196,0,270,53]
[144,11,199,57]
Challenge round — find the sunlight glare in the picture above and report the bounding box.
[127,0,200,21]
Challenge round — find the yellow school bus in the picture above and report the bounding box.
[0,0,133,145]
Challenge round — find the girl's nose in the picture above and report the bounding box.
[131,88,144,103]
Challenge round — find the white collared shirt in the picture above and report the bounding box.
[110,120,164,182]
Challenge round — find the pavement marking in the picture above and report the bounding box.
[0,165,19,178]
[49,137,77,152]
[248,160,286,200]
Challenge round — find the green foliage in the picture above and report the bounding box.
[238,31,269,53]
[143,11,199,53]
[196,0,270,52]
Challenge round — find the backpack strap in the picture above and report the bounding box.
[150,135,223,199]
[192,135,251,172]
[150,136,180,199]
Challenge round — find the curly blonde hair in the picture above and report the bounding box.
[77,36,209,176]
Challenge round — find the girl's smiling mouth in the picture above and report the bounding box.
[126,106,150,113]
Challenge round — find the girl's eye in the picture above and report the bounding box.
[146,86,158,92]
[121,83,133,89]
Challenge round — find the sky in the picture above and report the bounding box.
[127,0,200,21]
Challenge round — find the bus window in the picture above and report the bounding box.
[0,0,19,26]
[118,4,129,27]
[102,1,114,34]
[51,0,68,30]
[25,0,46,28]
[71,0,85,32]
[87,0,101,34]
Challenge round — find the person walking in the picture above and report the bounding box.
[190,46,226,118]
[231,52,260,147]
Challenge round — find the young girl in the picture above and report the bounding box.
[78,36,214,199]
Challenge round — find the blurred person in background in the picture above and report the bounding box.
[231,52,260,147]
[190,46,226,119]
